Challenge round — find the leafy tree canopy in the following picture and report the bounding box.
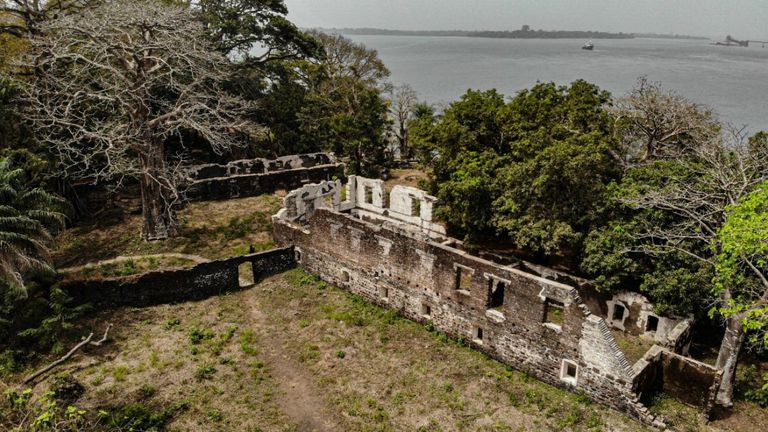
[715,181,768,347]
[417,81,621,258]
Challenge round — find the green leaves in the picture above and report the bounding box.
[419,81,621,258]
[0,158,67,300]
[713,181,768,346]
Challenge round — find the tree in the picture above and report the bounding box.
[296,31,391,175]
[19,0,259,240]
[713,180,768,405]
[613,129,768,406]
[195,0,321,67]
[418,82,621,259]
[0,158,66,300]
[611,77,720,165]
[387,84,418,160]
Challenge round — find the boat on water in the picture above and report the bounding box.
[582,41,594,50]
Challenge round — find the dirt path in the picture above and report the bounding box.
[244,290,343,432]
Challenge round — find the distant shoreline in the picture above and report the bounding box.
[317,27,710,41]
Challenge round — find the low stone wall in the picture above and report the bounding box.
[60,248,295,307]
[632,346,721,415]
[184,153,345,202]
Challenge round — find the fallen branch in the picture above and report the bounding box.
[90,323,113,347]
[23,324,112,384]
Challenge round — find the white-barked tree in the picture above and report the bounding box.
[19,0,260,239]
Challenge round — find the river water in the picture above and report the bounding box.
[345,35,768,133]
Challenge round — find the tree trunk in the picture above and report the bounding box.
[714,314,745,408]
[138,143,177,241]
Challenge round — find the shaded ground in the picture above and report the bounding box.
[611,330,656,365]
[54,195,283,267]
[384,168,429,192]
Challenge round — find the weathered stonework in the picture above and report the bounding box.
[272,177,676,424]
[183,153,345,202]
[61,248,295,307]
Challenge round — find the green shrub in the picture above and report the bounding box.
[188,327,215,345]
[745,372,768,407]
[195,364,217,381]
[106,401,188,431]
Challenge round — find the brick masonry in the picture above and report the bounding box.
[272,178,672,425]
[61,248,295,307]
[183,153,345,202]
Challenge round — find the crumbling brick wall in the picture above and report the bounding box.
[184,153,345,202]
[274,206,657,422]
[632,346,721,415]
[60,248,295,307]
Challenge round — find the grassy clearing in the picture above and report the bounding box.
[4,270,768,431]
[611,330,656,366]
[53,195,283,267]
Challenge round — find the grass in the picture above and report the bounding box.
[53,194,283,267]
[611,329,656,365]
[5,270,767,430]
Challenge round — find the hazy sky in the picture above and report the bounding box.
[284,0,768,40]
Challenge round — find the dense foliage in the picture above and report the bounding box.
[415,82,621,261]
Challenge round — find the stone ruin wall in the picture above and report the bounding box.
[71,153,345,215]
[183,153,345,201]
[272,177,666,425]
[61,248,296,307]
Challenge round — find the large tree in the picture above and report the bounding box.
[610,77,720,165]
[387,83,419,160]
[417,82,621,259]
[19,0,259,240]
[296,31,391,175]
[195,0,321,68]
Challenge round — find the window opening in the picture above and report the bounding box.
[544,299,565,326]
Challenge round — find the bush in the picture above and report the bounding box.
[745,372,768,407]
[188,327,215,345]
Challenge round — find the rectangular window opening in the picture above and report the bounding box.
[364,186,374,204]
[646,315,659,333]
[487,280,505,310]
[473,326,484,342]
[561,359,579,385]
[455,266,473,292]
[410,197,421,217]
[341,270,350,283]
[380,286,389,300]
[612,304,626,322]
[421,303,432,318]
[544,299,565,326]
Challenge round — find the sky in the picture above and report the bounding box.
[283,0,768,40]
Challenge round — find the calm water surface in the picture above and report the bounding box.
[346,35,768,133]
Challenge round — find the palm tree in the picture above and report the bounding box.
[0,158,66,299]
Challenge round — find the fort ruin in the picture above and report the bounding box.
[273,176,723,426]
